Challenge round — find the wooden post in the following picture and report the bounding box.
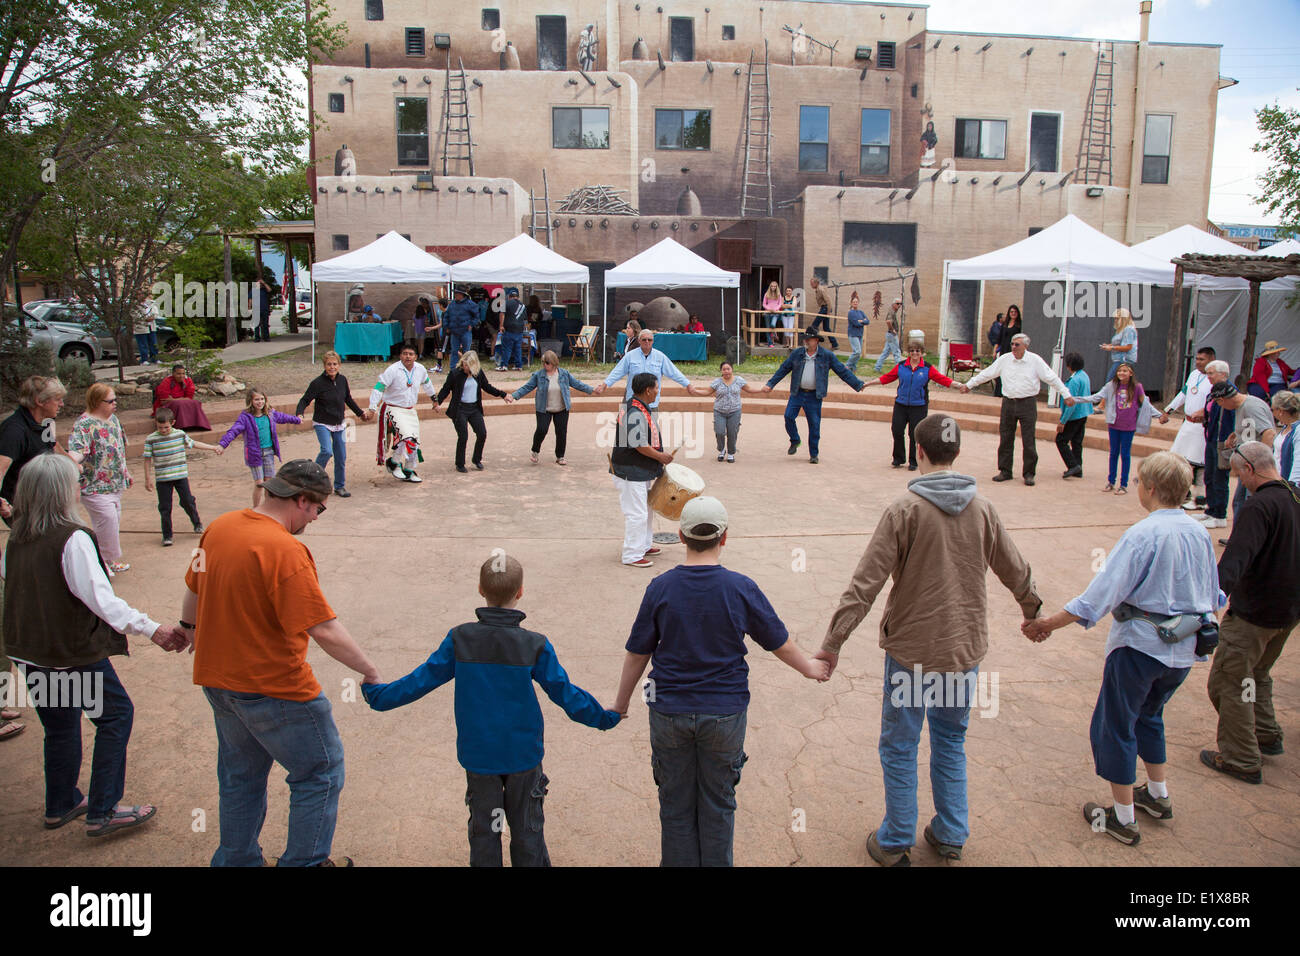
[222,234,236,345]
[285,240,298,334]
[1163,263,1185,402]
[1239,280,1259,390]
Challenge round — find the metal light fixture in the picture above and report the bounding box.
[433,33,450,49]
[1087,186,1104,197]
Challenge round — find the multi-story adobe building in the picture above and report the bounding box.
[309,0,1231,356]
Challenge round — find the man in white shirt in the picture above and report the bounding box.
[597,330,692,410]
[368,345,438,483]
[961,333,1070,486]
[1159,346,1214,508]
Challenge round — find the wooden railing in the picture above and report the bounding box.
[738,308,852,348]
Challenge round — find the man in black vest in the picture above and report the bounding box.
[611,373,674,568]
[498,288,528,371]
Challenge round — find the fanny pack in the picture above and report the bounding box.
[1113,602,1219,655]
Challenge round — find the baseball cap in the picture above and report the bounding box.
[260,459,333,500]
[506,287,519,297]
[680,496,728,541]
[1208,381,1239,401]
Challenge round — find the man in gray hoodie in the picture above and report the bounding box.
[818,413,1042,866]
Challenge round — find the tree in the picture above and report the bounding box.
[1253,102,1300,240]
[0,0,344,300]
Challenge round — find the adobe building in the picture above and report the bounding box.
[309,0,1229,354]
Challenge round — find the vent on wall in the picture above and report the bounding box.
[406,28,425,57]
[876,41,896,69]
[481,8,499,30]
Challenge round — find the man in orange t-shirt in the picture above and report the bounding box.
[178,459,379,867]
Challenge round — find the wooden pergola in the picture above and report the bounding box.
[224,220,315,343]
[1164,251,1300,398]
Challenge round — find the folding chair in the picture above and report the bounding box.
[568,325,600,362]
[947,342,982,375]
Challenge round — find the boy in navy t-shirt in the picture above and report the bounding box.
[612,496,828,866]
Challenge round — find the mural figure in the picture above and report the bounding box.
[578,23,598,71]
[920,121,938,168]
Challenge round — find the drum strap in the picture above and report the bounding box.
[622,397,660,449]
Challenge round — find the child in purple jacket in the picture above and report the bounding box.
[217,388,301,506]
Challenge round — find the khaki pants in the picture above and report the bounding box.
[1206,613,1295,772]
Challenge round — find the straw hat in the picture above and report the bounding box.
[1259,341,1286,358]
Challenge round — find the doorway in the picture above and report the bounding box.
[1029,112,1060,173]
[537,16,567,71]
[670,18,694,61]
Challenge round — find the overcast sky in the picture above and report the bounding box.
[913,0,1300,226]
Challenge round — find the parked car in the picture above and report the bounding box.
[4,302,102,364]
[26,299,179,359]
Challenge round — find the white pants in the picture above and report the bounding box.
[81,491,123,562]
[613,476,654,564]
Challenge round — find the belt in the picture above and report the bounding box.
[799,387,818,393]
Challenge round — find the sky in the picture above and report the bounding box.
[910,0,1300,226]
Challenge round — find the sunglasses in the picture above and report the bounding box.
[1230,448,1255,472]
[106,397,118,404]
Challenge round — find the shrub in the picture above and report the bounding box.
[172,316,225,383]
[55,355,96,389]
[0,323,54,404]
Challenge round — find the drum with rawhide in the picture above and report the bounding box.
[648,462,705,520]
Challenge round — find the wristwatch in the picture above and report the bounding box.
[179,620,195,631]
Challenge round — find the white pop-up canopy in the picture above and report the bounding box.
[449,233,589,284]
[940,214,1175,390]
[603,237,741,361]
[1132,224,1267,290]
[310,231,451,361]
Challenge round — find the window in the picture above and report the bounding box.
[655,109,710,150]
[1029,112,1059,173]
[364,0,383,21]
[722,25,735,41]
[842,222,917,267]
[405,28,425,57]
[328,93,344,113]
[955,118,1007,160]
[395,96,429,166]
[799,105,829,171]
[481,8,499,30]
[1142,113,1172,184]
[332,235,349,251]
[876,41,896,69]
[552,107,609,149]
[670,17,694,61]
[813,266,828,284]
[860,108,891,176]
[537,15,566,71]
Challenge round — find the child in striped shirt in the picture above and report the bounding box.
[143,407,221,546]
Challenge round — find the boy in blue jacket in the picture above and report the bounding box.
[362,552,621,866]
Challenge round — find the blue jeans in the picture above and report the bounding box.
[20,658,133,822]
[877,333,902,369]
[447,328,473,368]
[1089,646,1189,785]
[648,708,748,866]
[1232,479,1250,522]
[313,424,347,490]
[784,390,822,457]
[1107,427,1135,487]
[134,331,158,364]
[877,653,974,852]
[502,331,523,368]
[203,688,345,867]
[848,334,863,371]
[810,306,839,347]
[1204,441,1229,519]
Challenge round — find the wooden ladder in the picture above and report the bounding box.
[740,41,773,218]
[528,170,558,310]
[1076,41,1114,185]
[441,55,475,176]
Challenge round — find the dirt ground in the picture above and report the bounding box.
[1,410,1296,867]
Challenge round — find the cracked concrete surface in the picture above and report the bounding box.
[1,410,1295,866]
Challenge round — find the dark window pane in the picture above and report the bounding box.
[860,145,889,176]
[655,110,683,149]
[1029,113,1059,172]
[395,97,427,134]
[670,18,694,61]
[581,108,609,148]
[328,93,344,113]
[537,16,567,71]
[482,9,499,30]
[722,25,735,40]
[1142,155,1169,184]
[682,110,710,149]
[365,0,383,21]
[553,108,580,148]
[799,143,828,171]
[333,235,349,251]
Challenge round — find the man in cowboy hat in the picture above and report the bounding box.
[1248,341,1295,402]
[762,329,866,464]
[442,288,479,369]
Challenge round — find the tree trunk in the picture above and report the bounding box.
[1239,280,1260,391]
[223,234,236,345]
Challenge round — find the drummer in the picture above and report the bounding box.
[1159,346,1214,508]
[611,372,675,568]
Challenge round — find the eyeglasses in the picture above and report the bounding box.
[106,398,118,404]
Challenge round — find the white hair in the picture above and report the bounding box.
[1205,360,1230,376]
[10,453,87,544]
[1011,333,1031,346]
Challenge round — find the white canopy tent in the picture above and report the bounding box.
[310,231,451,362]
[603,237,741,362]
[940,214,1175,391]
[449,233,590,341]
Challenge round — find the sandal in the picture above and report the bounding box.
[44,796,88,829]
[1115,486,1128,495]
[108,561,131,573]
[0,718,26,742]
[530,452,539,464]
[1101,484,1114,493]
[555,458,567,466]
[1,707,19,720]
[86,804,157,838]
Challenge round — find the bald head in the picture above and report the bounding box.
[1230,440,1281,492]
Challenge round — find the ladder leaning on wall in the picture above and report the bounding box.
[1076,41,1114,185]
[441,55,475,176]
[740,41,774,218]
[528,170,558,311]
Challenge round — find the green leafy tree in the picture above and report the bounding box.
[1254,102,1300,240]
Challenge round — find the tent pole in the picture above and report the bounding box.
[602,284,608,362]
[734,287,739,364]
[937,261,951,374]
[311,282,316,364]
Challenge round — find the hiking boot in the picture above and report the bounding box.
[1083,802,1140,845]
[991,472,1013,482]
[313,856,354,867]
[1132,784,1173,820]
[923,823,962,860]
[1199,749,1261,784]
[865,829,910,867]
[1259,739,1284,757]
[787,441,801,455]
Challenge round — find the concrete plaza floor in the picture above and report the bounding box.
[1,410,1296,866]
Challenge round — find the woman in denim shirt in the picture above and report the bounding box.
[512,350,596,465]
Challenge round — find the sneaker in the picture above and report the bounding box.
[434,365,443,373]
[456,465,468,473]
[192,523,204,534]
[402,469,423,483]
[787,441,801,455]
[809,456,819,464]
[1197,516,1227,529]
[1181,500,1200,511]
[495,365,507,371]
[725,454,735,463]
[473,462,484,471]
[865,829,910,867]
[1024,476,1036,486]
[1082,802,1141,845]
[107,561,130,573]
[718,454,725,462]
[923,823,963,860]
[1199,749,1261,784]
[625,558,654,568]
[908,463,918,471]
[1063,466,1083,479]
[1132,784,1173,820]
[1259,739,1284,756]
[644,547,662,556]
[991,473,1013,482]
[892,462,905,468]
[334,488,351,498]
[162,538,174,547]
